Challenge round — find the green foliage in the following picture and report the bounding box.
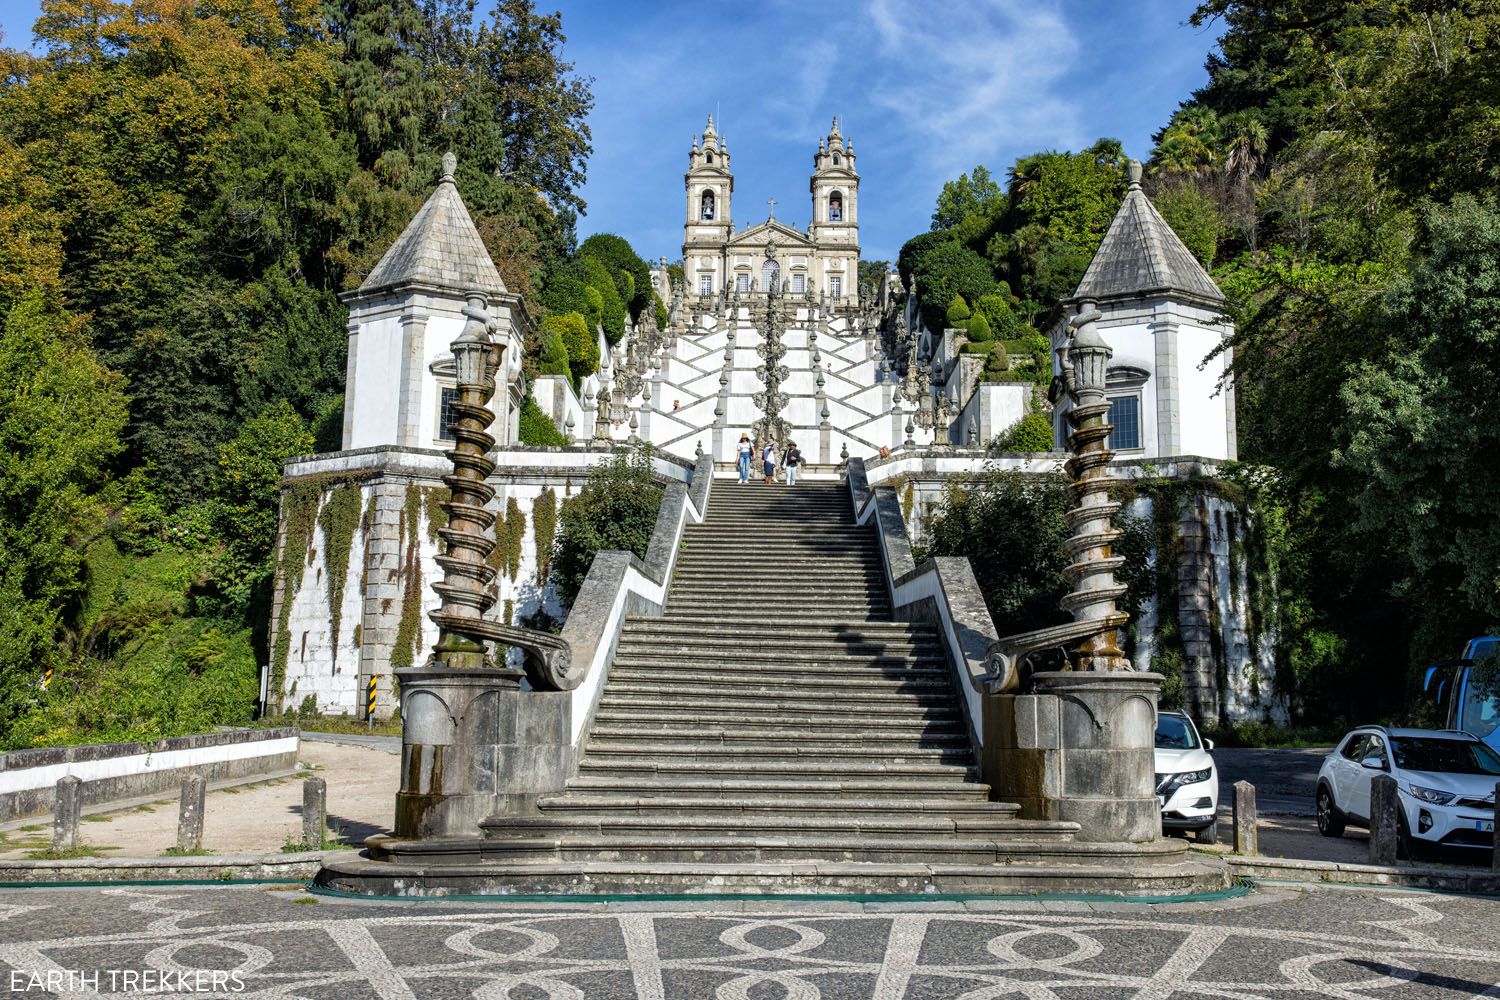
[536,320,571,380]
[654,292,668,329]
[0,293,126,743]
[552,450,662,607]
[1152,181,1222,266]
[581,256,626,343]
[965,313,993,343]
[932,165,1005,230]
[924,471,1072,639]
[533,487,558,582]
[990,412,1052,453]
[318,485,363,655]
[518,393,569,446]
[899,236,996,333]
[547,312,598,384]
[578,233,651,318]
[981,342,1011,379]
[945,295,971,326]
[973,292,1024,340]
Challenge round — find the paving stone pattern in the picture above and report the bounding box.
[0,883,1497,998]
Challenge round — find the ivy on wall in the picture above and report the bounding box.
[391,484,426,670]
[533,488,558,582]
[318,484,363,659]
[422,486,449,543]
[271,483,321,707]
[502,497,526,579]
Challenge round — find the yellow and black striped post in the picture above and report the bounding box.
[365,675,378,728]
[40,667,53,690]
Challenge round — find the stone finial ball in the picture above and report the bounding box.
[1127,159,1143,187]
[442,151,457,181]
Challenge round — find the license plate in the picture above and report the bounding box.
[1476,820,1495,833]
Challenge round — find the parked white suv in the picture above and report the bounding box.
[1317,726,1500,857]
[1155,710,1219,843]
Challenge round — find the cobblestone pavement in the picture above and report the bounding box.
[0,882,1498,998]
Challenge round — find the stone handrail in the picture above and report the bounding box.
[555,453,712,744]
[847,457,999,750]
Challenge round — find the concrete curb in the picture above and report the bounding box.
[0,851,324,885]
[1228,855,1500,893]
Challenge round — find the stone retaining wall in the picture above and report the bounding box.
[0,728,299,824]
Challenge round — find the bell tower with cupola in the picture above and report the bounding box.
[808,117,859,303]
[683,115,734,299]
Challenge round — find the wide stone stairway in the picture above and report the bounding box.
[458,480,1222,894]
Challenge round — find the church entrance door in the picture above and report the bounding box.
[761,259,781,293]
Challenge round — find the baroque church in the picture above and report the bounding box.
[270,117,1278,732]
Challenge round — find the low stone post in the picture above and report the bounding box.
[177,775,206,853]
[1491,781,1499,873]
[1232,780,1258,855]
[52,775,81,853]
[302,777,327,849]
[1369,774,1399,865]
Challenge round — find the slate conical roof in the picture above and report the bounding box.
[357,152,507,299]
[1071,161,1223,307]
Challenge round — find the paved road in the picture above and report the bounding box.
[0,882,1497,997]
[1214,746,1332,818]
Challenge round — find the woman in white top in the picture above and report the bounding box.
[762,441,777,484]
[736,433,752,484]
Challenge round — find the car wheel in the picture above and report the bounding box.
[1197,819,1219,845]
[1395,809,1419,863]
[1316,785,1346,838]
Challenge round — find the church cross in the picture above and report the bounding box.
[767,197,777,220]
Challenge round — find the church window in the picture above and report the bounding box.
[438,386,460,442]
[762,259,781,291]
[828,191,843,222]
[829,275,842,297]
[706,151,714,165]
[736,273,749,293]
[1106,394,1142,451]
[701,190,715,220]
[698,273,714,296]
[792,273,806,293]
[833,153,841,166]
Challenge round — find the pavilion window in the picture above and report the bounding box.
[828,191,843,222]
[701,190,715,220]
[438,386,460,442]
[1106,394,1142,451]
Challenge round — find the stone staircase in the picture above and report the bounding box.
[335,479,1227,895]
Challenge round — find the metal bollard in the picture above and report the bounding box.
[1369,774,1399,865]
[52,775,82,853]
[302,777,327,849]
[177,775,206,853]
[1232,780,1258,855]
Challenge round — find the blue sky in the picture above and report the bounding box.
[0,0,1221,262]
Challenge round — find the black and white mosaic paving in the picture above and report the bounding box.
[0,883,1497,998]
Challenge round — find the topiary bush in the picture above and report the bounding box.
[946,294,971,327]
[536,321,570,380]
[552,450,662,607]
[518,393,568,446]
[966,313,993,342]
[983,341,1010,375]
[989,411,1054,452]
[542,312,597,385]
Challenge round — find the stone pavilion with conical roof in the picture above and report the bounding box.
[1051,160,1236,461]
[340,152,530,450]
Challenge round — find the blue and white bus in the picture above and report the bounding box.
[1425,637,1500,753]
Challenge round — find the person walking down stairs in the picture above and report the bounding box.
[784,441,802,486]
[762,440,777,485]
[737,433,752,484]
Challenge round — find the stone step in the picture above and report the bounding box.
[471,833,1085,865]
[582,741,970,763]
[663,599,891,615]
[606,670,953,693]
[669,567,884,581]
[585,712,966,734]
[561,775,990,801]
[576,757,975,780]
[667,579,885,596]
[326,846,1233,898]
[599,683,947,706]
[586,724,969,744]
[609,643,939,663]
[534,793,1004,817]
[485,812,1071,843]
[607,652,947,673]
[620,618,935,640]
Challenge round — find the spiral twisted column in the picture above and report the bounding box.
[428,292,511,678]
[1059,300,1131,672]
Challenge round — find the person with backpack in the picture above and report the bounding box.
[762,440,777,485]
[736,433,752,484]
[784,441,802,486]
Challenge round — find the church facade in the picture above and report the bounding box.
[682,117,860,305]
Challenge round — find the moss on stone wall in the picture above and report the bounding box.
[391,484,427,670]
[271,483,321,708]
[318,484,363,659]
[422,486,450,543]
[533,488,558,583]
[501,497,526,579]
